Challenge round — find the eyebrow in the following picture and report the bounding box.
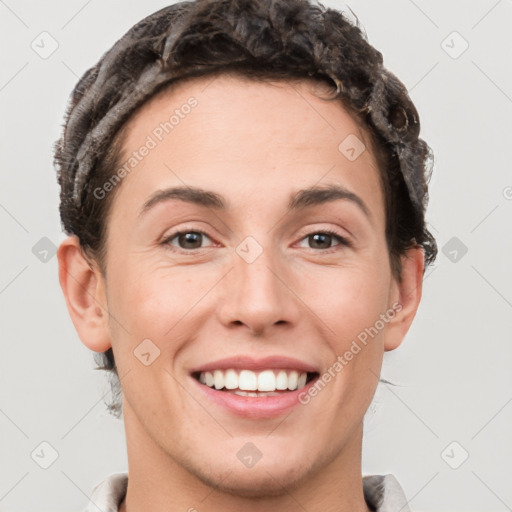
[139,183,370,219]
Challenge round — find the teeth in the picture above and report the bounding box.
[213,370,224,390]
[234,390,284,397]
[275,370,288,390]
[197,369,310,392]
[287,370,298,390]
[257,370,275,391]
[224,369,238,390]
[239,369,257,391]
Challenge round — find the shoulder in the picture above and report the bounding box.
[82,473,128,512]
[362,474,411,512]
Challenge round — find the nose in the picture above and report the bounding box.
[217,243,301,337]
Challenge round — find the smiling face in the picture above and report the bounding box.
[59,72,423,499]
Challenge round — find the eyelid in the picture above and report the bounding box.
[160,225,217,250]
[295,223,352,244]
[294,228,352,249]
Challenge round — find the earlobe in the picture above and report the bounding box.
[384,246,425,351]
[57,235,112,353]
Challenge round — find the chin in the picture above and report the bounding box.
[176,439,323,499]
[192,461,311,498]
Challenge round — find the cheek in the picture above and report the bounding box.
[105,264,202,408]
[107,261,212,352]
[304,264,391,345]
[317,266,390,392]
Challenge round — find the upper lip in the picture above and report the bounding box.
[190,355,319,374]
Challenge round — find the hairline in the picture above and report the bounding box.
[85,70,399,280]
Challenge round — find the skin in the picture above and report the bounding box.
[58,73,424,512]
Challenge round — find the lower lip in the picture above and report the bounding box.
[191,375,318,418]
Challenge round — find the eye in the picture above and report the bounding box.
[297,230,351,251]
[162,230,214,251]
[161,228,351,252]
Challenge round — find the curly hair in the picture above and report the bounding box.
[54,0,437,418]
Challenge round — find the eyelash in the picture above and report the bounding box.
[160,227,351,253]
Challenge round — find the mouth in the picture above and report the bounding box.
[192,368,319,396]
[189,356,321,418]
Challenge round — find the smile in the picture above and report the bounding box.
[194,368,317,395]
[189,356,321,417]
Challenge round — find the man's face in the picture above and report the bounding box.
[99,74,401,494]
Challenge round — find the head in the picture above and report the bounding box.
[55,0,437,496]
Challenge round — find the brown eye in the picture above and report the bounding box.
[163,230,213,250]
[309,233,337,249]
[178,232,203,249]
[297,230,350,251]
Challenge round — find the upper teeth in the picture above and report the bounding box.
[198,369,308,392]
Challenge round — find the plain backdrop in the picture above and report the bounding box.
[1,1,511,511]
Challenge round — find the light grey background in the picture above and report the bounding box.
[1,1,511,511]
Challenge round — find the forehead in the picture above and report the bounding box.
[122,72,370,151]
[111,72,384,223]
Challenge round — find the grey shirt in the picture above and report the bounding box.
[82,472,411,512]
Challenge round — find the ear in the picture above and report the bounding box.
[57,235,112,352]
[384,246,425,351]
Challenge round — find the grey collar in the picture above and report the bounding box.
[83,472,410,512]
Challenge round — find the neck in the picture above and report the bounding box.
[119,404,371,512]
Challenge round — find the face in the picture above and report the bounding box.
[86,74,406,494]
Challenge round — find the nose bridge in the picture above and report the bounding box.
[238,246,280,302]
[219,235,298,334]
